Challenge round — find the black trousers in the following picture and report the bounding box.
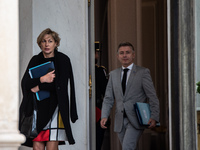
[96,120,105,150]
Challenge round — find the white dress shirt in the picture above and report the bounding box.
[121,63,134,85]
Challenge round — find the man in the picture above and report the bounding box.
[100,42,159,150]
[95,49,108,150]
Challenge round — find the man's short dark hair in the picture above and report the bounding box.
[117,42,135,52]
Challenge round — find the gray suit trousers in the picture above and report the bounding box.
[118,118,143,150]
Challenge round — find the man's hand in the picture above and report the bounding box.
[31,85,39,93]
[148,118,156,129]
[100,118,108,129]
[40,70,55,83]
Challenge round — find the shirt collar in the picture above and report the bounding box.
[122,63,134,70]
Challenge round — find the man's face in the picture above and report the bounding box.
[117,46,135,67]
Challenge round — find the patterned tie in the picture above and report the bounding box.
[122,68,129,95]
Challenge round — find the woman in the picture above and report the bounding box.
[19,28,78,150]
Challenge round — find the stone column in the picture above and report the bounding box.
[170,0,197,149]
[178,0,197,149]
[0,0,25,149]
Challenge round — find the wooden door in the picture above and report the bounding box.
[138,0,168,149]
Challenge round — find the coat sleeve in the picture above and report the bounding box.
[69,60,78,123]
[20,57,38,126]
[142,68,160,122]
[101,72,115,119]
[21,57,41,91]
[39,82,56,91]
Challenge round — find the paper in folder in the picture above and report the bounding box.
[134,102,160,126]
[29,61,55,101]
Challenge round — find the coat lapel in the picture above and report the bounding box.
[116,68,123,95]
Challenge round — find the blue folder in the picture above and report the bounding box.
[134,102,160,126]
[29,61,55,101]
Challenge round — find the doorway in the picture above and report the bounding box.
[94,0,168,150]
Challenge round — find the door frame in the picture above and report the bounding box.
[88,0,96,150]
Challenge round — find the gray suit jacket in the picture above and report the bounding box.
[101,65,160,132]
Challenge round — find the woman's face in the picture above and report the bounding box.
[40,34,57,58]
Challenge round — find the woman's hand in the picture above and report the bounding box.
[40,70,55,83]
[31,85,39,93]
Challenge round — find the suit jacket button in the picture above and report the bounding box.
[57,87,60,90]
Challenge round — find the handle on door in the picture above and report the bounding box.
[89,75,92,98]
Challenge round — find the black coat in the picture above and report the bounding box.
[19,50,78,146]
[95,65,107,109]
